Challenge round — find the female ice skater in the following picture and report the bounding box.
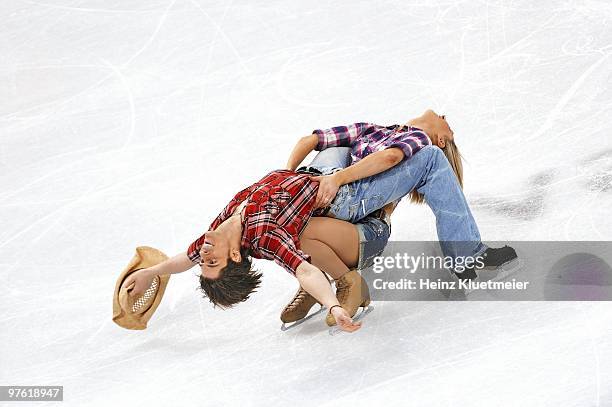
[278,109,518,320]
[126,109,517,334]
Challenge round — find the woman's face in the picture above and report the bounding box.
[423,109,454,146]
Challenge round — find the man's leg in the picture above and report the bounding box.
[280,210,392,325]
[327,145,487,262]
[280,147,375,326]
[300,217,360,279]
[305,209,393,326]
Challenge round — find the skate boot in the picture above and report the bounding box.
[326,269,371,326]
[479,245,518,268]
[280,287,320,324]
[454,245,519,282]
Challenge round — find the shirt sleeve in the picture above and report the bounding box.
[313,122,370,151]
[251,230,311,276]
[387,130,432,160]
[186,233,206,264]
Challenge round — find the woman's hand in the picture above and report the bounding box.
[123,268,156,297]
[331,306,362,333]
[309,173,342,208]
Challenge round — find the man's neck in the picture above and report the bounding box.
[215,211,244,245]
[227,212,244,245]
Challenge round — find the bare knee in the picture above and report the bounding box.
[301,218,325,240]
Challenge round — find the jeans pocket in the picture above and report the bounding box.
[349,195,384,220]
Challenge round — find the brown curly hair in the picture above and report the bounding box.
[198,248,262,308]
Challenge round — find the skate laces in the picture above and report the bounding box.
[285,289,308,311]
[336,278,350,303]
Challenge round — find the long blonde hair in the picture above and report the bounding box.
[396,124,464,205]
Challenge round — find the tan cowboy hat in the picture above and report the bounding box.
[112,246,171,330]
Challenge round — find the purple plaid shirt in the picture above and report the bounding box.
[312,122,431,162]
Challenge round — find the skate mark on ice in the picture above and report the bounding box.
[587,171,612,193]
[472,170,555,221]
[577,148,612,192]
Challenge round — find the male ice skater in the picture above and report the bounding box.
[127,109,516,333]
[126,153,403,332]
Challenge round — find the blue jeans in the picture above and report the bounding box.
[301,149,391,271]
[305,146,487,265]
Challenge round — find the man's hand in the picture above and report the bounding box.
[331,306,362,333]
[309,173,342,208]
[295,261,362,333]
[123,268,156,297]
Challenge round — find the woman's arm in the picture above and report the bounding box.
[286,134,318,170]
[311,147,404,208]
[335,147,404,184]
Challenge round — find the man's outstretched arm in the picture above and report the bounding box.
[154,252,195,275]
[126,252,195,296]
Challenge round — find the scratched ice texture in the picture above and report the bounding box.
[1,1,612,406]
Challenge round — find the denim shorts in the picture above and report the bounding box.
[355,215,391,270]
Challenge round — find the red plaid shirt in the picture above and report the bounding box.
[187,170,319,275]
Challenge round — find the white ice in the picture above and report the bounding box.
[1,0,612,406]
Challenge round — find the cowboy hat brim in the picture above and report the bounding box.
[112,246,170,330]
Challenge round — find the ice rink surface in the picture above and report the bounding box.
[2,0,612,405]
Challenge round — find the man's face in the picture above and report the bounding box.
[199,230,230,280]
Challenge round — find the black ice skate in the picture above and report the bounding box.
[479,245,518,269]
[454,245,519,282]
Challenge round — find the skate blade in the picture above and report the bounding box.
[482,257,525,281]
[280,306,326,332]
[328,305,374,336]
[464,258,525,295]
[498,257,524,276]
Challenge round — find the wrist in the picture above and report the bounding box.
[329,303,343,315]
[144,266,160,276]
[332,171,346,186]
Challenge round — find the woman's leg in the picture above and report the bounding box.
[305,147,351,170]
[327,145,486,262]
[299,217,360,279]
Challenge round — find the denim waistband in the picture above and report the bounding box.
[296,166,323,175]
